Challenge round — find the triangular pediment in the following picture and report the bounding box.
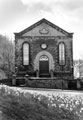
[15,18,73,37]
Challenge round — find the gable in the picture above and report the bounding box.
[15,18,73,37]
[22,23,66,36]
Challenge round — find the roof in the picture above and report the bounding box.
[14,18,73,37]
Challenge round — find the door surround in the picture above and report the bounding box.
[34,51,54,72]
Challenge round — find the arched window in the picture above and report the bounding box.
[59,42,65,65]
[23,43,29,65]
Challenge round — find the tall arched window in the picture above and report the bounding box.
[59,42,65,65]
[23,43,29,65]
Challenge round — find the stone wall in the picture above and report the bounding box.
[15,35,73,78]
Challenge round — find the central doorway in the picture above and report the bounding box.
[39,55,49,77]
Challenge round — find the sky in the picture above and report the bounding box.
[0,0,83,60]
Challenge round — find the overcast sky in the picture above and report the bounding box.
[0,0,83,60]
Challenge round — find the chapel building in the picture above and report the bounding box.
[14,18,74,88]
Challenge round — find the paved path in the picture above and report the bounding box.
[18,87,83,95]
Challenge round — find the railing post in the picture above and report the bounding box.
[12,74,16,86]
[77,79,81,90]
[50,70,54,77]
[25,74,29,86]
[36,70,39,77]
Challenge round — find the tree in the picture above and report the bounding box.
[0,34,15,78]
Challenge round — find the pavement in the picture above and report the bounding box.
[18,87,83,95]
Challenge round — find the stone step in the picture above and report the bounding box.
[29,77,61,80]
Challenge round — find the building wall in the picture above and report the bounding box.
[15,35,73,78]
[14,19,74,88]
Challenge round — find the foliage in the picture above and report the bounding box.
[0,35,15,78]
[0,85,83,120]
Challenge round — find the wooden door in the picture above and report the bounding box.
[39,55,49,77]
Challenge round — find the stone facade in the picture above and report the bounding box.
[14,18,74,88]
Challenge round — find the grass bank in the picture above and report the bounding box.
[0,85,82,120]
